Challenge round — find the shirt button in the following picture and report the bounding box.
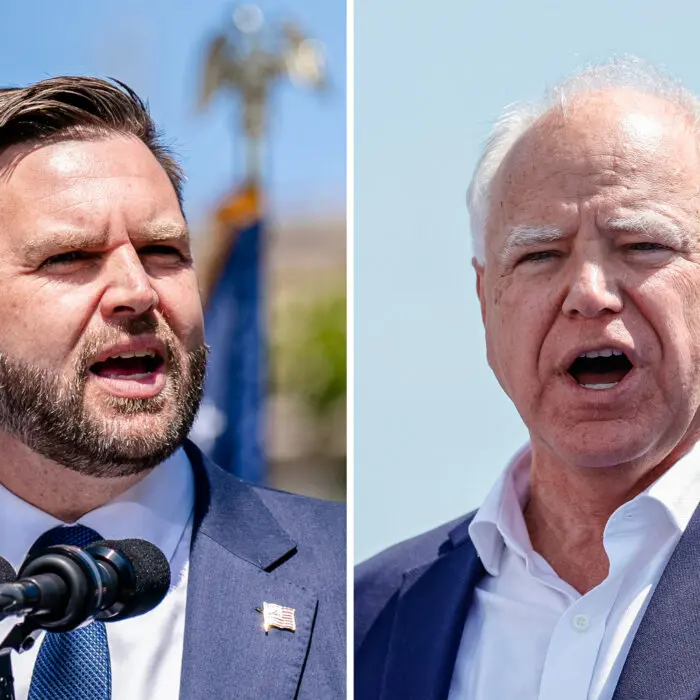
[572,614,590,631]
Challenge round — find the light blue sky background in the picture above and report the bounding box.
[0,1,346,228]
[354,0,700,562]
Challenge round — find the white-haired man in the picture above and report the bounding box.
[355,57,700,700]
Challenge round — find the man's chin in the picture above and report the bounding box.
[537,423,669,470]
[89,407,182,441]
[53,422,184,477]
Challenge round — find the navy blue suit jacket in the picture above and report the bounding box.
[355,506,700,700]
[179,440,345,699]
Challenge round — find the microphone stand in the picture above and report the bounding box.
[0,618,42,700]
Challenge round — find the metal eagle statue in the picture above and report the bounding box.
[198,4,327,180]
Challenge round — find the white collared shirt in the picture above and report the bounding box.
[447,441,700,700]
[0,447,194,700]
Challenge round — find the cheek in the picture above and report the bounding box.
[155,276,205,346]
[0,283,95,360]
[485,287,551,393]
[637,268,700,368]
[677,274,700,349]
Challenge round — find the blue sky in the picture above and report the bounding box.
[355,0,700,562]
[0,1,346,227]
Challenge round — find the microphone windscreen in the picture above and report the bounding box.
[0,557,15,584]
[100,539,171,619]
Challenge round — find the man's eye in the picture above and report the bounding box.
[140,245,186,259]
[626,242,670,252]
[518,250,560,264]
[40,251,90,268]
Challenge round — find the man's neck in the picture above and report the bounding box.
[0,437,149,522]
[524,439,694,594]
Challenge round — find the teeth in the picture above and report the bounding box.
[582,382,619,390]
[579,348,622,359]
[107,350,156,361]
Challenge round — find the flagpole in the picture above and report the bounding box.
[194,4,327,481]
[232,5,263,189]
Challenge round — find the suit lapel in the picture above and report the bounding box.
[381,520,485,700]
[613,504,700,700]
[178,442,319,700]
[179,535,318,700]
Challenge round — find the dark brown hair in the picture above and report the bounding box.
[0,76,184,206]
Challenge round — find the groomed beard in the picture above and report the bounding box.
[0,318,208,478]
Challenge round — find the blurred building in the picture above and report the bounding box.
[194,208,346,502]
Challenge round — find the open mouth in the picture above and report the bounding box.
[89,350,165,381]
[567,348,633,390]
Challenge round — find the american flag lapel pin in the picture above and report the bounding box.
[256,602,297,633]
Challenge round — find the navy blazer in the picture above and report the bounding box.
[355,506,700,700]
[179,440,346,699]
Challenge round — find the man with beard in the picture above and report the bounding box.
[356,58,700,700]
[0,76,345,699]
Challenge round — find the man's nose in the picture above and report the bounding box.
[99,248,159,319]
[561,258,623,319]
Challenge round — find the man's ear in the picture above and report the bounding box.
[473,257,487,325]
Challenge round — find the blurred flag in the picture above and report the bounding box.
[189,182,266,483]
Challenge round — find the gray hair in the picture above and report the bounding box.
[466,55,700,264]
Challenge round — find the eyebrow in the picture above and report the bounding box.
[20,222,191,259]
[140,221,191,244]
[603,213,691,249]
[500,225,568,264]
[499,213,692,264]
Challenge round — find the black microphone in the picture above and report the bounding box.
[87,539,172,621]
[0,559,15,586]
[0,539,170,632]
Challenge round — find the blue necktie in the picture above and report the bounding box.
[27,525,112,700]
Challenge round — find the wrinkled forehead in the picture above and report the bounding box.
[0,137,188,266]
[0,135,168,187]
[487,90,700,236]
[0,137,183,229]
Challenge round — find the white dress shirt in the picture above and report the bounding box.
[0,447,194,700]
[447,441,700,700]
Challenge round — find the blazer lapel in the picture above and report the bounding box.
[381,519,485,700]
[613,504,700,700]
[178,442,319,700]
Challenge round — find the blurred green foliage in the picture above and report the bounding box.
[270,289,346,419]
